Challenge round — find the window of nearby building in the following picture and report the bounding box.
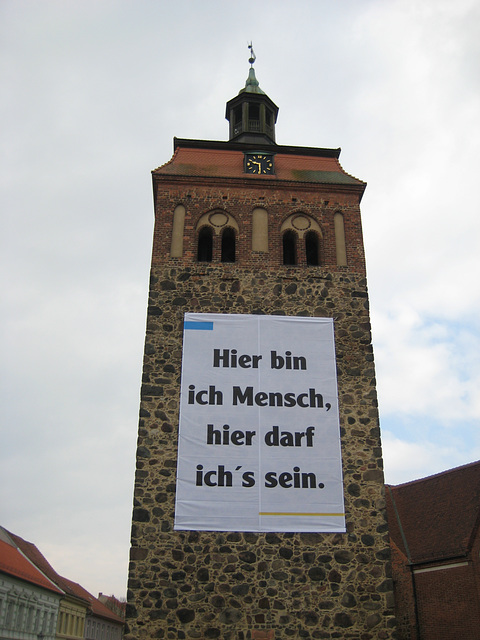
[6,602,14,627]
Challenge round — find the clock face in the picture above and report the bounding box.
[245,153,274,175]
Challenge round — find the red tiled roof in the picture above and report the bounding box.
[7,530,89,603]
[0,538,63,594]
[5,529,123,623]
[154,145,364,186]
[65,580,124,624]
[386,460,480,565]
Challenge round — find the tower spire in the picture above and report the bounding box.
[225,44,278,143]
[243,42,264,95]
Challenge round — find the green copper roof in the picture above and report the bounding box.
[239,43,265,95]
[240,67,265,95]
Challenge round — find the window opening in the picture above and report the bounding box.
[305,231,319,266]
[249,103,260,120]
[283,230,297,265]
[197,227,213,262]
[221,228,236,262]
[248,103,260,132]
[234,106,242,125]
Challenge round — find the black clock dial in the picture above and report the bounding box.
[245,153,274,174]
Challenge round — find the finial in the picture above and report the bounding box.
[248,42,256,67]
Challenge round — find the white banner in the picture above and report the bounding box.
[174,313,345,532]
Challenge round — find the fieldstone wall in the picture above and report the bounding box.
[126,263,397,640]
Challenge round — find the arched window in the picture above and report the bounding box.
[248,103,260,132]
[283,230,297,265]
[197,227,213,262]
[221,228,236,262]
[280,213,322,266]
[234,106,242,126]
[305,231,319,266]
[195,210,239,262]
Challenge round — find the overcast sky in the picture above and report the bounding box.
[1,0,479,599]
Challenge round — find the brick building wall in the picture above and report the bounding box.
[415,563,480,640]
[389,543,417,640]
[150,180,365,273]
[387,461,480,640]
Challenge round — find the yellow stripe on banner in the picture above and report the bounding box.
[259,512,345,517]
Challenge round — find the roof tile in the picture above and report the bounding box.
[0,538,63,594]
[4,529,124,623]
[154,146,364,186]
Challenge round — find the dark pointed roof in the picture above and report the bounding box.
[386,460,480,565]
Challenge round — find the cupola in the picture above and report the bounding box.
[225,44,279,144]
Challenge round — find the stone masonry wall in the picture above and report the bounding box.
[126,262,397,640]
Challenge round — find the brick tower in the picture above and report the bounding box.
[126,50,396,640]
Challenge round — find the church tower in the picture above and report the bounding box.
[126,49,396,640]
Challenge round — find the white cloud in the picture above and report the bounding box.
[382,430,480,485]
[372,304,480,424]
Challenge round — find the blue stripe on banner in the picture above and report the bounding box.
[184,321,214,331]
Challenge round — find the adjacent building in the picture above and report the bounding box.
[0,533,62,640]
[0,527,124,640]
[387,460,480,640]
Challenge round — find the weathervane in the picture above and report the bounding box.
[248,42,256,67]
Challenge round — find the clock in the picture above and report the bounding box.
[245,153,275,175]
